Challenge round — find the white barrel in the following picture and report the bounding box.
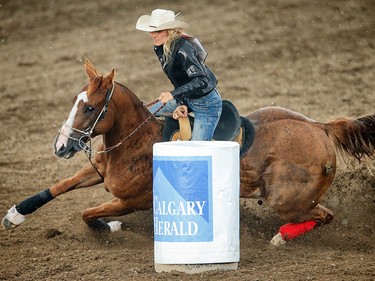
[153,141,240,272]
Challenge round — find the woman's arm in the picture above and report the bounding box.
[171,44,211,101]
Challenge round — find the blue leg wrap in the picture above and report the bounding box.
[16,189,54,215]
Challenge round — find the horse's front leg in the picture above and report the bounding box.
[82,198,138,232]
[2,162,105,230]
[82,177,153,232]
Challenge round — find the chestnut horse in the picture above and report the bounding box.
[2,60,375,245]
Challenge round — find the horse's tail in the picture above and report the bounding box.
[324,113,375,161]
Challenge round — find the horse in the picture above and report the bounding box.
[2,59,375,246]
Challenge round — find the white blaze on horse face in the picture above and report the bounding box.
[55,91,88,151]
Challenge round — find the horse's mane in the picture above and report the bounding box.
[115,82,144,109]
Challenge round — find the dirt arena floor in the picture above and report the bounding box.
[1,0,374,280]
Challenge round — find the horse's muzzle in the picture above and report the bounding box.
[54,135,85,159]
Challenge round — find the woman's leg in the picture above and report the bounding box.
[187,89,222,141]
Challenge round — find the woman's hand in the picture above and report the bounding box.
[158,92,173,104]
[172,105,188,120]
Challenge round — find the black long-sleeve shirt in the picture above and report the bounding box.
[154,37,218,104]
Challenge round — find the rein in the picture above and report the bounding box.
[58,83,164,180]
[89,100,163,155]
[59,84,164,155]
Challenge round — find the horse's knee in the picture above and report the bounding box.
[82,208,96,223]
[82,208,123,232]
[82,209,108,231]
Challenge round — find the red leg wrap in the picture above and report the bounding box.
[279,220,317,240]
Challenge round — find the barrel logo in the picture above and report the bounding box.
[153,156,213,242]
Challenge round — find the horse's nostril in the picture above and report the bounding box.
[55,144,66,156]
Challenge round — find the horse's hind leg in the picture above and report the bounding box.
[81,198,136,232]
[302,203,334,225]
[2,161,105,230]
[270,204,334,246]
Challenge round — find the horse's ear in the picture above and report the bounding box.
[85,58,99,79]
[102,69,115,88]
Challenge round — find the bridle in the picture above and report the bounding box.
[58,82,164,180]
[59,82,115,151]
[59,82,164,154]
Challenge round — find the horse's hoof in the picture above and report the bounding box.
[270,233,286,246]
[2,205,25,230]
[2,216,16,229]
[107,221,122,232]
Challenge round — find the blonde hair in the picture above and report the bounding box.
[163,29,184,64]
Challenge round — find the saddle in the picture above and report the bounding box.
[162,100,255,158]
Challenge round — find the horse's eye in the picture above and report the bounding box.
[85,106,95,113]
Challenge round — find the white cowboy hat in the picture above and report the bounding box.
[136,9,189,32]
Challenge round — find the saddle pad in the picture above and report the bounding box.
[239,116,255,158]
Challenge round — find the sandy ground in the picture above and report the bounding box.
[0,0,374,280]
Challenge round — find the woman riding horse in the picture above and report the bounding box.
[2,59,375,246]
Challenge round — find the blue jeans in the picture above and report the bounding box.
[157,89,222,141]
